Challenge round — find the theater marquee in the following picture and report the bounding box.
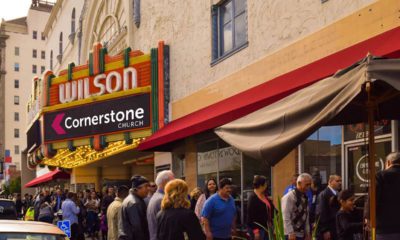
[26,41,170,168]
[44,93,151,142]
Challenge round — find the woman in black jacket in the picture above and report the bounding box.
[157,179,205,240]
[247,175,274,240]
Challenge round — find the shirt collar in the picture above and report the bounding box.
[157,189,164,194]
[328,186,337,196]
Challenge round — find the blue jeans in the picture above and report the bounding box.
[86,211,99,235]
[38,215,53,224]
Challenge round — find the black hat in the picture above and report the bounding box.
[131,175,149,189]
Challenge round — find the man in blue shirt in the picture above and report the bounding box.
[283,174,299,195]
[61,192,80,240]
[52,188,65,213]
[202,178,236,240]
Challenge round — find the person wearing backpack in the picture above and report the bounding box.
[282,173,312,240]
[38,200,54,223]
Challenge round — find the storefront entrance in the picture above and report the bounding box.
[343,121,392,195]
[344,138,391,195]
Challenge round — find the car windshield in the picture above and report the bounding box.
[0,233,67,240]
[0,201,17,220]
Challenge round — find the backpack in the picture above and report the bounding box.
[24,207,35,221]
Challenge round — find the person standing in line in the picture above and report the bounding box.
[144,182,157,206]
[316,175,342,240]
[62,192,80,240]
[156,179,205,240]
[107,185,129,240]
[201,178,237,240]
[33,193,44,221]
[282,173,312,240]
[195,178,218,219]
[190,187,202,211]
[147,170,175,240]
[102,187,115,213]
[85,191,100,239]
[374,152,400,240]
[101,186,115,240]
[284,174,300,196]
[43,190,52,204]
[52,188,65,214]
[119,175,150,240]
[38,200,54,223]
[247,175,275,240]
[15,194,23,218]
[336,190,363,240]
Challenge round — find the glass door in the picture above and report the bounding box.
[345,139,391,195]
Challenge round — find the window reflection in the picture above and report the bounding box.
[303,126,342,186]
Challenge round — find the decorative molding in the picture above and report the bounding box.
[133,0,140,28]
[43,0,64,36]
[57,54,63,64]
[68,32,76,45]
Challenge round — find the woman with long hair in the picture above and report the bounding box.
[247,175,275,240]
[194,178,218,219]
[189,187,202,211]
[85,191,100,239]
[156,179,205,240]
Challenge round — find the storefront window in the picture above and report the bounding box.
[196,137,271,225]
[172,153,185,179]
[344,120,391,142]
[197,140,242,190]
[347,140,390,195]
[302,126,342,186]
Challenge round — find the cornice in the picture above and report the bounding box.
[43,0,64,37]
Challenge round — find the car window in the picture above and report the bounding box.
[0,233,67,240]
[0,201,17,220]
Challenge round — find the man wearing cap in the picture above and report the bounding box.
[119,175,150,240]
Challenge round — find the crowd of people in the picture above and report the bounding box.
[11,151,400,240]
[281,151,400,240]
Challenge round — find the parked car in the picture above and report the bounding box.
[0,199,17,220]
[0,220,67,240]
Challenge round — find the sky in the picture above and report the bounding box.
[0,0,35,21]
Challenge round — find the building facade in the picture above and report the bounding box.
[135,0,400,225]
[0,1,53,184]
[22,1,400,225]
[26,0,160,192]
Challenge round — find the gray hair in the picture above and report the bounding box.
[387,152,400,164]
[155,170,174,187]
[297,173,312,183]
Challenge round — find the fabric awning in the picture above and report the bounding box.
[24,170,70,188]
[215,57,400,166]
[138,27,400,151]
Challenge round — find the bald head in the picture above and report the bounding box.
[387,152,400,167]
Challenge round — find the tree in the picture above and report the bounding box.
[8,177,21,194]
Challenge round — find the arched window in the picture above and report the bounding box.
[90,0,126,49]
[50,50,53,70]
[59,32,63,55]
[71,8,76,34]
